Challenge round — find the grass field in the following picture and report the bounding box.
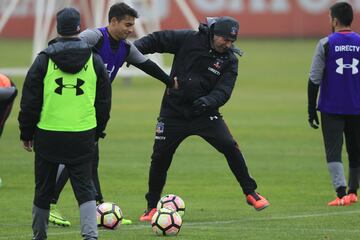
[1,38,359,240]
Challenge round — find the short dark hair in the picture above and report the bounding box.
[330,2,353,26]
[108,2,138,23]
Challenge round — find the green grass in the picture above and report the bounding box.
[1,39,359,240]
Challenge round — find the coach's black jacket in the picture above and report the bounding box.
[134,23,239,119]
[18,38,111,163]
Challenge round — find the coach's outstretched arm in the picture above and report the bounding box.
[134,30,194,54]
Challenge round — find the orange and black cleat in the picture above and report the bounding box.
[348,193,358,203]
[328,195,351,206]
[139,208,157,222]
[246,192,270,211]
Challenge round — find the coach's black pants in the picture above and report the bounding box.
[145,114,257,208]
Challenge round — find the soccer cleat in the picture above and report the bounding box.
[139,208,157,222]
[96,200,104,206]
[246,192,270,211]
[121,218,133,225]
[49,204,71,227]
[347,193,358,203]
[328,195,351,206]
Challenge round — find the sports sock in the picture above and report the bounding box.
[327,162,347,191]
[80,200,98,240]
[32,205,49,240]
[336,186,347,198]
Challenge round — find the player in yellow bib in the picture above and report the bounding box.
[18,8,111,240]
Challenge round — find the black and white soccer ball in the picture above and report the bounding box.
[157,194,185,217]
[151,208,182,236]
[96,202,123,229]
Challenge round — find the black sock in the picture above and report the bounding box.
[348,189,357,195]
[336,186,347,198]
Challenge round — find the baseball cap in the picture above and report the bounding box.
[212,16,239,41]
[56,7,81,36]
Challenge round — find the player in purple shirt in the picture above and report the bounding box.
[308,2,360,206]
[48,2,177,226]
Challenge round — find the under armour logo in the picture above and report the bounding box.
[54,78,85,96]
[336,58,359,74]
[104,63,115,79]
[210,116,218,120]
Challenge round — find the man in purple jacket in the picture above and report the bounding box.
[308,1,360,206]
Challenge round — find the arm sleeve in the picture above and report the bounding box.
[79,29,102,48]
[308,79,320,112]
[92,53,112,139]
[132,59,174,87]
[18,53,48,141]
[126,41,147,64]
[202,59,238,108]
[309,37,327,84]
[133,30,194,54]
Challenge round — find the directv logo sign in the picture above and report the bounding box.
[335,45,360,52]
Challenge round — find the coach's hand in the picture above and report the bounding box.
[308,110,319,129]
[192,97,210,116]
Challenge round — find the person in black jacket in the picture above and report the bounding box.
[18,8,111,240]
[135,16,270,222]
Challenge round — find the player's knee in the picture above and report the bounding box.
[75,191,96,205]
[34,196,51,210]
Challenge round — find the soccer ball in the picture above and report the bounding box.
[151,208,182,236]
[157,194,185,217]
[0,73,11,87]
[96,202,123,229]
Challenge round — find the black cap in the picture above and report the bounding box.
[212,16,239,41]
[56,7,81,36]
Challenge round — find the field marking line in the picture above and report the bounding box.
[1,210,360,239]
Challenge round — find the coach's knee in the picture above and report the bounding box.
[151,152,173,171]
[217,139,240,154]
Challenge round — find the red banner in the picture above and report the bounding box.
[160,0,360,37]
[1,0,359,38]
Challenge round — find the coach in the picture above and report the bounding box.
[134,16,270,221]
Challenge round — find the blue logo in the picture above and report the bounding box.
[156,122,164,134]
[230,26,238,36]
